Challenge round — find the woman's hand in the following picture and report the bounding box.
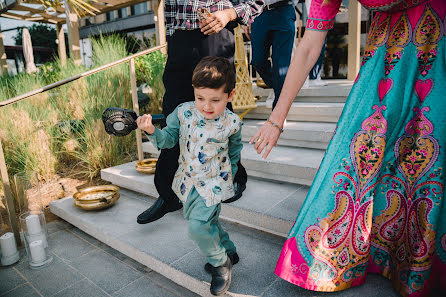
[136,114,155,135]
[200,9,237,35]
[249,30,328,159]
[249,120,282,159]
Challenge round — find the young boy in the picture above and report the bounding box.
[136,56,242,296]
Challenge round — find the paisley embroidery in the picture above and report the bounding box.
[363,14,391,65]
[371,106,443,295]
[413,4,443,76]
[385,13,412,75]
[303,106,387,287]
[276,1,446,296]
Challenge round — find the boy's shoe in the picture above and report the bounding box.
[210,257,232,296]
[205,252,239,274]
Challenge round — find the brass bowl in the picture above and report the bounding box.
[135,158,157,174]
[73,185,120,210]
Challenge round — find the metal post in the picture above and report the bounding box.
[0,139,21,246]
[129,58,144,161]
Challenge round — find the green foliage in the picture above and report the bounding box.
[14,24,57,51]
[0,34,166,181]
[135,51,166,113]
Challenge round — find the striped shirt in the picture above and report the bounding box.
[165,0,264,37]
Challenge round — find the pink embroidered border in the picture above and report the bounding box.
[306,18,335,31]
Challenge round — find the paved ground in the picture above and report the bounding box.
[2,218,443,297]
[0,219,200,297]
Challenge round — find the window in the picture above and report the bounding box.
[118,7,128,18]
[131,2,148,16]
[106,11,116,21]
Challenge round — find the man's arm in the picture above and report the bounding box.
[164,0,177,38]
[230,0,264,26]
[200,0,264,35]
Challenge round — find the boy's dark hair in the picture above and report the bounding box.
[192,56,236,94]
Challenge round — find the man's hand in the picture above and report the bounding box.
[200,8,237,35]
[136,114,155,135]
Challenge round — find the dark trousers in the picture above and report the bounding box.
[250,5,296,109]
[155,29,248,209]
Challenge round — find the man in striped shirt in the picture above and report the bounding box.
[137,0,264,228]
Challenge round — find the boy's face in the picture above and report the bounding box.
[194,86,235,120]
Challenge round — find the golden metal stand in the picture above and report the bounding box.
[232,25,257,120]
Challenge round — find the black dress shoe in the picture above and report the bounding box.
[205,252,239,274]
[222,182,246,204]
[210,257,232,296]
[137,197,182,224]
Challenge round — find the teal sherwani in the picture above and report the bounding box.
[147,101,243,266]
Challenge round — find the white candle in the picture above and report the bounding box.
[29,240,46,263]
[0,232,18,257]
[27,232,48,248]
[25,214,42,235]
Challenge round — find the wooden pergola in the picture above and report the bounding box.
[0,0,166,70]
[1,1,362,80]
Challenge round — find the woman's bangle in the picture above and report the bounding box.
[267,119,284,133]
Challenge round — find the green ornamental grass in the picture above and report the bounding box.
[0,35,166,190]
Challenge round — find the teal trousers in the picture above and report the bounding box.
[183,187,236,267]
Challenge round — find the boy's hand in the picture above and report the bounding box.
[200,9,237,35]
[136,114,155,135]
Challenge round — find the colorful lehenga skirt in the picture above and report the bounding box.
[274,1,446,296]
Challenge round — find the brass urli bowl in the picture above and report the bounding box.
[135,158,158,174]
[73,185,120,210]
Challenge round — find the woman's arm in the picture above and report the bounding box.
[250,29,328,159]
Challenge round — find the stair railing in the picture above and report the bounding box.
[0,43,167,245]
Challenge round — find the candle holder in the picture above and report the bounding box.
[0,203,20,266]
[19,211,52,269]
[14,173,43,214]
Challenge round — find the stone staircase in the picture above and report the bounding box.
[50,80,399,296]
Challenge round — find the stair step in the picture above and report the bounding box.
[241,145,324,185]
[239,101,344,123]
[252,80,352,103]
[141,143,324,186]
[242,120,335,149]
[100,161,308,236]
[50,190,400,297]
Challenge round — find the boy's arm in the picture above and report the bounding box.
[228,127,243,180]
[145,108,180,150]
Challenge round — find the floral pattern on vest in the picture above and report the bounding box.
[172,102,242,207]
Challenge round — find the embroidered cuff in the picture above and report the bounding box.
[306,18,335,31]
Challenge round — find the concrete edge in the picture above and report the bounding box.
[49,197,232,297]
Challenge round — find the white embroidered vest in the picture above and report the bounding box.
[172,102,242,207]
